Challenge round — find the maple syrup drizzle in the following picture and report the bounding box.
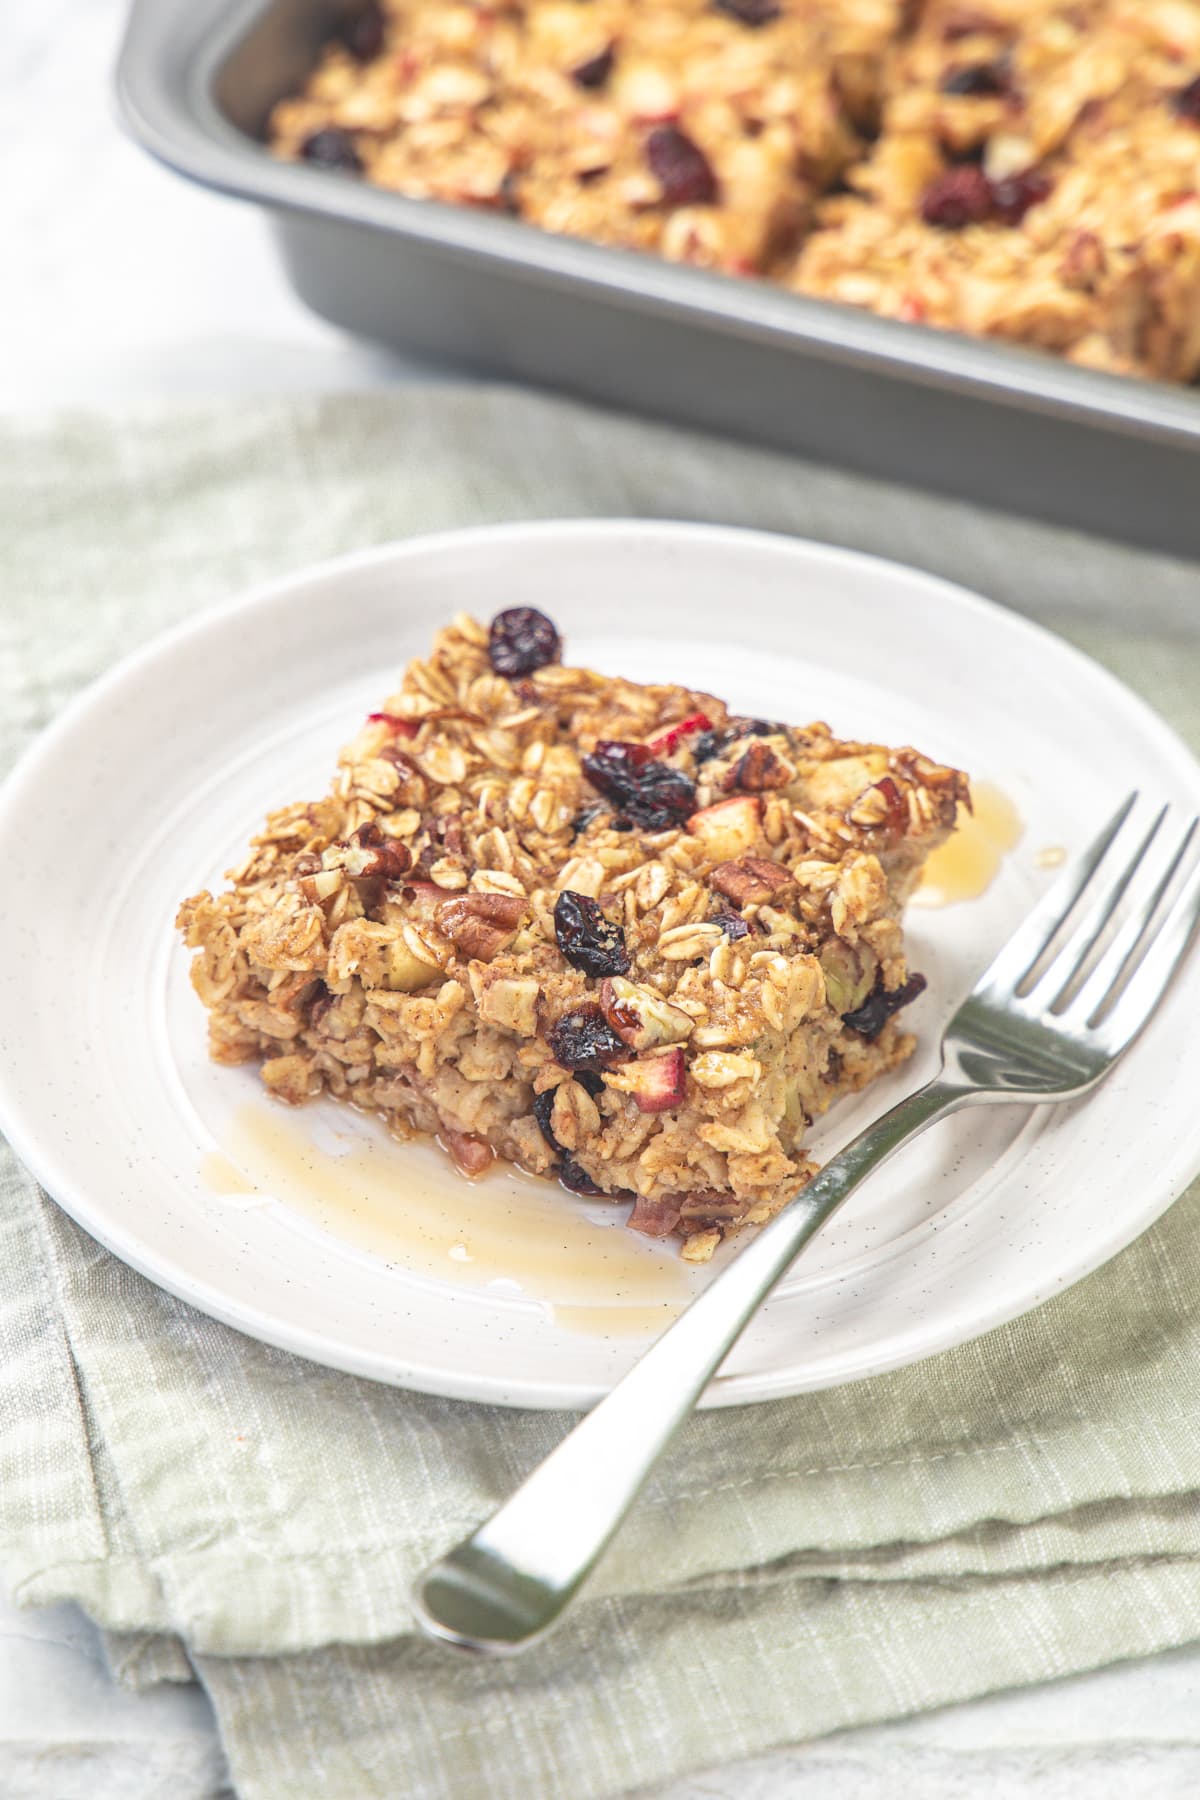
[200,1101,695,1329]
[912,782,1023,908]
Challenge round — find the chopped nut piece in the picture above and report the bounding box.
[597,975,695,1050]
[627,1194,684,1238]
[323,821,411,881]
[442,1129,495,1178]
[710,856,792,906]
[728,741,794,791]
[846,776,907,831]
[437,891,527,961]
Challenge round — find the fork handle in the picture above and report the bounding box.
[412,1076,967,1655]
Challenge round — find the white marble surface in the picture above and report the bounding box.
[6,2,1200,1796]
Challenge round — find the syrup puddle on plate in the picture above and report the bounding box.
[911,781,1023,908]
[200,1101,694,1336]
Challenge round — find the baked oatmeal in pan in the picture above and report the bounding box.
[268,0,1200,381]
[269,0,903,274]
[178,608,966,1260]
[792,0,1200,381]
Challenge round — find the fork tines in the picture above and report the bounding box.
[980,792,1200,1047]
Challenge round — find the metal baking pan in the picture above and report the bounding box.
[117,0,1200,554]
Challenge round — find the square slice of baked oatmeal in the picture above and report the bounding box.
[178,608,966,1260]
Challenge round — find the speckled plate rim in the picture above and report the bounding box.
[2,518,1200,1410]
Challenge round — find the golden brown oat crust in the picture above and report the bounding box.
[268,0,1200,381]
[178,611,966,1259]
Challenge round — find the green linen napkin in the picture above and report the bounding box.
[4,387,1200,1800]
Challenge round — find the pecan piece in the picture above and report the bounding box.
[710,856,792,906]
[727,740,793,790]
[442,1128,495,1179]
[437,891,526,961]
[430,812,465,855]
[627,1194,684,1238]
[680,1191,746,1226]
[323,821,411,881]
[597,976,694,1050]
[846,775,907,832]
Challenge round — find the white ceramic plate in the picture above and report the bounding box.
[3,522,1199,1409]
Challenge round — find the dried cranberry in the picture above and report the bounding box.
[339,4,385,60]
[581,740,696,830]
[553,891,631,979]
[532,1089,560,1151]
[588,741,650,782]
[487,606,561,677]
[1173,76,1200,124]
[559,1159,608,1196]
[842,973,927,1039]
[920,165,993,227]
[546,1003,628,1072]
[628,763,696,827]
[990,168,1052,224]
[300,128,364,174]
[571,801,608,836]
[940,58,1011,96]
[712,902,750,941]
[572,45,614,88]
[921,162,1051,228]
[715,0,780,24]
[646,125,719,208]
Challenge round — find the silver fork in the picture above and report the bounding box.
[412,793,1200,1656]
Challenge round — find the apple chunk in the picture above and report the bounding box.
[686,794,762,860]
[605,1047,686,1114]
